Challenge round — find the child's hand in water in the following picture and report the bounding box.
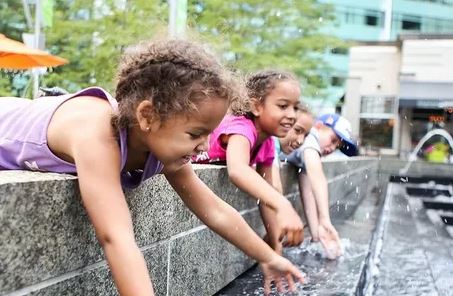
[276,199,304,247]
[318,221,342,259]
[260,253,305,295]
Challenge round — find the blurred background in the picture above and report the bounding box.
[1,0,453,159]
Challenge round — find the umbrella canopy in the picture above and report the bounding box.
[0,33,68,70]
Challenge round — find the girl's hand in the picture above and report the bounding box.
[318,220,342,259]
[275,199,304,247]
[260,254,305,295]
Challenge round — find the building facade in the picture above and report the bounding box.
[319,0,453,109]
[342,35,453,157]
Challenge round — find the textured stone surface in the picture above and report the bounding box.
[168,210,263,296]
[24,242,167,296]
[0,176,102,293]
[217,172,383,296]
[0,158,379,296]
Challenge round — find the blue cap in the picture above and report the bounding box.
[317,113,358,156]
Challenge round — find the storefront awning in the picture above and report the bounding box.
[399,81,453,109]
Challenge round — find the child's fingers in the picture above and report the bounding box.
[286,231,294,246]
[295,228,304,245]
[276,278,285,293]
[290,265,305,284]
[264,277,272,296]
[278,229,287,242]
[286,273,296,292]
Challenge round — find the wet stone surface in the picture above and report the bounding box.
[371,185,453,296]
[217,189,382,296]
[217,178,453,296]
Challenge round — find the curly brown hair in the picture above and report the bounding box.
[246,69,298,101]
[112,39,245,129]
[242,69,299,117]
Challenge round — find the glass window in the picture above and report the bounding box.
[360,96,395,114]
[331,47,349,55]
[402,19,421,30]
[360,118,394,148]
[331,76,346,87]
[365,15,378,26]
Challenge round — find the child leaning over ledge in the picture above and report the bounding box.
[0,39,304,295]
[284,113,358,259]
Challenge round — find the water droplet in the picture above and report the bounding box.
[366,212,370,219]
[318,16,323,22]
[257,199,260,205]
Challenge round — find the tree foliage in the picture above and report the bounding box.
[188,0,343,96]
[0,0,29,97]
[1,0,342,98]
[42,0,168,93]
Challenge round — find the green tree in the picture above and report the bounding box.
[0,0,29,96]
[1,0,342,99]
[42,0,168,93]
[189,0,343,97]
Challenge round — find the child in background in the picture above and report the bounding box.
[0,40,304,295]
[271,108,313,199]
[286,113,358,259]
[193,70,304,254]
[269,108,313,253]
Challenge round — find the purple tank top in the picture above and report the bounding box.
[0,87,163,189]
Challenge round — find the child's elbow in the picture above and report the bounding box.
[97,230,136,250]
[227,166,243,184]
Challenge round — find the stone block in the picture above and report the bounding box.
[167,210,263,296]
[26,242,168,296]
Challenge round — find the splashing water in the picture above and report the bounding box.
[400,128,453,175]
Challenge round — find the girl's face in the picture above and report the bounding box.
[280,113,313,154]
[254,80,300,138]
[317,124,341,155]
[139,97,228,172]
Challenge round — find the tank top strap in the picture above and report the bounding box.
[67,87,127,171]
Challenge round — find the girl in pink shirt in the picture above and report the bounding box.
[194,70,304,259]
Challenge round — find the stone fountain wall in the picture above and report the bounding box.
[1,158,379,296]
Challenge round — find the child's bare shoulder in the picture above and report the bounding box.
[48,96,115,153]
[54,96,113,127]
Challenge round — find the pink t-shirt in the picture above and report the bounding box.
[193,115,274,166]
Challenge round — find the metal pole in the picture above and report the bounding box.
[168,0,187,38]
[32,0,42,98]
[22,0,33,29]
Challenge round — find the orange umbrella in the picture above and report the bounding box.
[0,33,68,70]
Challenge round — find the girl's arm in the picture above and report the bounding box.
[270,162,283,194]
[70,123,154,295]
[225,135,303,246]
[298,173,320,240]
[226,135,284,209]
[165,165,304,293]
[303,149,341,255]
[303,149,330,223]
